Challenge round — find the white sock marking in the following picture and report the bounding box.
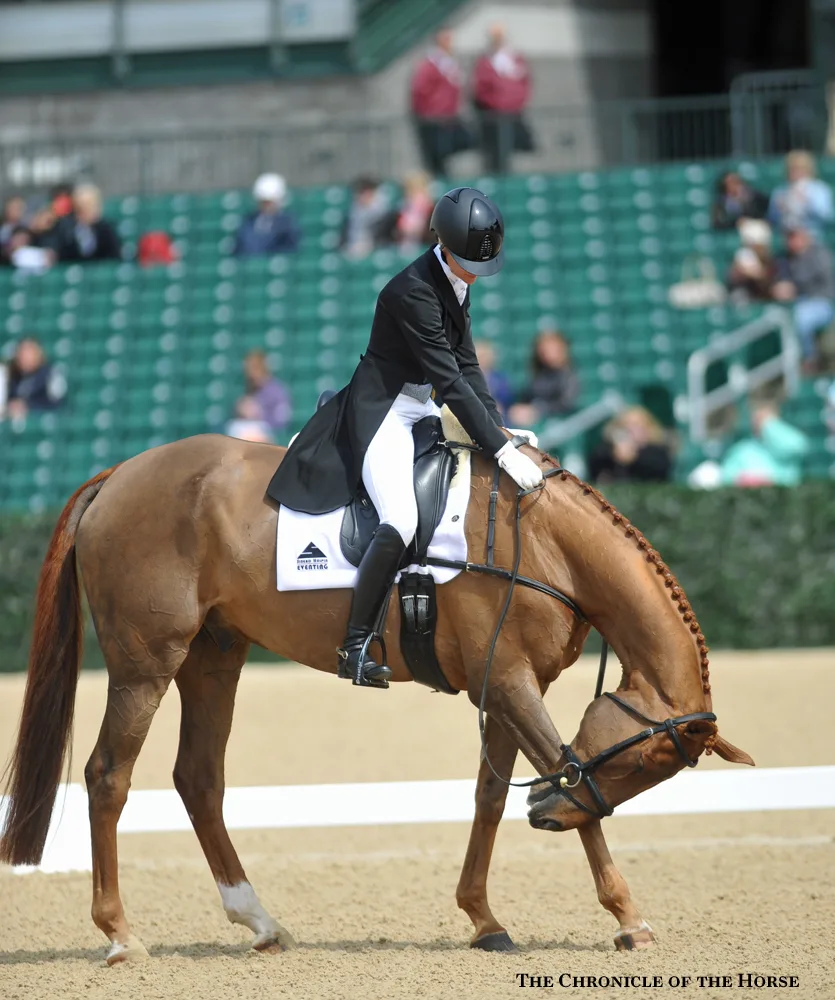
[217,881,279,938]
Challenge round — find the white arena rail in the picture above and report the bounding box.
[1,765,833,875]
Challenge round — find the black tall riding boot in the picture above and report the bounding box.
[337,523,406,689]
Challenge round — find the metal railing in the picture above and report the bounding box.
[538,391,624,453]
[729,69,827,157]
[686,307,801,443]
[0,86,826,197]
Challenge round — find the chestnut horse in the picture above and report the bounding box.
[0,431,753,963]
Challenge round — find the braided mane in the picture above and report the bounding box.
[538,460,715,750]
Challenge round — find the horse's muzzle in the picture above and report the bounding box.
[526,781,570,832]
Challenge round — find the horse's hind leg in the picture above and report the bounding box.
[173,626,294,952]
[86,667,180,964]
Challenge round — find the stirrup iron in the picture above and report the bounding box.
[337,632,391,689]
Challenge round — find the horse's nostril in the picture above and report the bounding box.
[529,815,562,832]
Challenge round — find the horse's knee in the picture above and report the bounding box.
[475,785,507,826]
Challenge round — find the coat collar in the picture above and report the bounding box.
[423,247,467,334]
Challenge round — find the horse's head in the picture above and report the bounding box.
[527,687,754,831]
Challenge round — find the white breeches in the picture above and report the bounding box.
[362,392,441,545]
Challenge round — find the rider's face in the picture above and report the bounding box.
[443,250,478,286]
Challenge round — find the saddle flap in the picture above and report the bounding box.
[339,493,378,568]
[412,415,442,459]
[339,416,455,568]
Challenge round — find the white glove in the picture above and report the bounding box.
[495,440,544,491]
[506,427,539,449]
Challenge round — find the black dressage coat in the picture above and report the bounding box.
[267,247,508,514]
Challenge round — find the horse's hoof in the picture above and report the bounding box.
[106,935,149,965]
[252,925,296,953]
[614,922,655,951]
[471,930,518,953]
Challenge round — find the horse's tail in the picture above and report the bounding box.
[0,466,118,866]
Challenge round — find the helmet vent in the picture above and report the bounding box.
[479,235,494,260]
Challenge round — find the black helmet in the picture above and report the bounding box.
[429,187,505,276]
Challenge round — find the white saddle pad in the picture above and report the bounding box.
[276,444,471,593]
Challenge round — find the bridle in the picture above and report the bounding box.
[528,692,716,819]
[427,456,717,821]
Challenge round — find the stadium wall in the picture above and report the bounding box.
[0,0,653,183]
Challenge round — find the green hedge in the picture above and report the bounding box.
[604,482,835,649]
[1,483,833,671]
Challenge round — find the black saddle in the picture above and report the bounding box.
[315,391,461,695]
[340,416,455,570]
[315,390,457,570]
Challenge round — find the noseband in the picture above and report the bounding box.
[427,461,717,821]
[530,692,717,819]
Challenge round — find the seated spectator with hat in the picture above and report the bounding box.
[234,173,301,257]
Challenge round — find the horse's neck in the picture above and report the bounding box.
[552,484,704,713]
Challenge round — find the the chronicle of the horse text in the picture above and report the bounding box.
[515,972,801,989]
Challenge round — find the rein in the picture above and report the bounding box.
[427,460,716,820]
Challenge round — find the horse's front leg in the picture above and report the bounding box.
[483,671,565,776]
[484,672,656,951]
[456,714,518,952]
[578,820,656,950]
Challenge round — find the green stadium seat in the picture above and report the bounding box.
[3,154,835,509]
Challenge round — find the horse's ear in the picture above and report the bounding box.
[710,734,755,767]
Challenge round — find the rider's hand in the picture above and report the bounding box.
[495,440,544,491]
[506,427,539,449]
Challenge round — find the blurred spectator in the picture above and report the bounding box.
[137,231,178,268]
[727,219,775,304]
[225,396,274,444]
[1,226,55,274]
[1,195,27,255]
[719,402,809,487]
[474,340,513,422]
[341,177,392,259]
[395,171,434,253]
[768,150,834,239]
[771,225,835,370]
[50,183,74,218]
[472,23,533,175]
[588,407,673,484]
[508,330,580,427]
[29,203,58,246]
[50,183,121,262]
[0,338,67,421]
[410,29,471,177]
[711,171,769,230]
[240,350,292,433]
[234,173,301,257]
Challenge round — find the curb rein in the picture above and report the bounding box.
[427,447,717,820]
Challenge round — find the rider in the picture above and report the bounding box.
[267,187,544,687]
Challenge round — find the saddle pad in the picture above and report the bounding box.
[276,449,471,592]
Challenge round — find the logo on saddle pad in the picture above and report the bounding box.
[297,541,328,571]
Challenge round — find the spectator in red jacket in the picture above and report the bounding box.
[410,29,472,177]
[472,23,533,174]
